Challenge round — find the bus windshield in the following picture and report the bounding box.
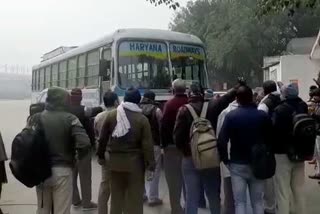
[118,41,171,89]
[170,44,207,88]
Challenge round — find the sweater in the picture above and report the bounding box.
[218,105,272,164]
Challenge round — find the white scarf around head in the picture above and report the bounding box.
[112,101,142,138]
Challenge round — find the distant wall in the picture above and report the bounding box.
[280,55,320,101]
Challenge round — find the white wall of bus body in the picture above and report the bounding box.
[32,88,101,108]
[32,29,203,70]
[279,54,320,101]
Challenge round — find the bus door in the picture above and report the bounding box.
[100,47,112,103]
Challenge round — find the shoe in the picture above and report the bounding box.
[309,174,320,180]
[148,198,163,207]
[72,201,82,208]
[143,195,148,203]
[82,202,98,211]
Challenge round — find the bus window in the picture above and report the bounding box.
[101,49,111,82]
[87,50,99,87]
[39,68,45,90]
[32,70,36,91]
[78,54,86,87]
[59,61,67,88]
[45,66,51,88]
[118,41,170,89]
[170,44,207,88]
[52,63,59,87]
[68,57,77,89]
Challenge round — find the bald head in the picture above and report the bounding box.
[172,79,186,95]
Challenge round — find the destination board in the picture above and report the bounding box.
[119,41,167,60]
[170,44,205,60]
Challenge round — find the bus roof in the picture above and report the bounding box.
[33,28,204,70]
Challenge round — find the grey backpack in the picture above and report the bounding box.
[186,102,220,170]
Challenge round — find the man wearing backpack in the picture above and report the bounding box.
[69,88,97,210]
[258,80,281,214]
[218,86,272,214]
[174,83,223,214]
[35,87,91,214]
[272,83,310,214]
[139,90,163,207]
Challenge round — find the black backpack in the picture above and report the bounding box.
[10,114,52,188]
[284,103,317,161]
[250,118,276,180]
[251,143,276,180]
[140,103,160,146]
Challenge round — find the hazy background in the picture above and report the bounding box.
[0,0,188,99]
[0,0,187,66]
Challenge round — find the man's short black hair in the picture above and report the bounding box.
[263,80,277,95]
[143,90,156,101]
[236,86,253,105]
[103,91,118,107]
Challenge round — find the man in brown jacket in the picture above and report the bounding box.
[97,87,155,214]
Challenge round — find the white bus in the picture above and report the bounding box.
[32,28,209,107]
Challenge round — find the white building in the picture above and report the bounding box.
[264,34,320,101]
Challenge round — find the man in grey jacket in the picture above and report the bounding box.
[33,87,91,214]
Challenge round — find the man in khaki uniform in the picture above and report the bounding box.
[94,91,119,214]
[98,87,155,214]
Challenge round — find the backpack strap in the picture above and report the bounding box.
[186,104,199,120]
[200,102,209,118]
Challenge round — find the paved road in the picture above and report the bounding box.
[0,100,320,214]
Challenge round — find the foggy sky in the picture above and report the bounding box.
[0,0,187,67]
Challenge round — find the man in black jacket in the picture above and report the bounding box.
[272,83,308,214]
[69,88,97,210]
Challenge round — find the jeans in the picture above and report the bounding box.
[36,167,73,214]
[222,177,235,214]
[274,154,305,214]
[145,146,162,202]
[230,164,264,214]
[164,146,184,214]
[182,157,221,214]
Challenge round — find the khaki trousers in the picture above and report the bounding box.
[98,163,111,214]
[274,154,305,214]
[110,168,144,214]
[36,167,73,214]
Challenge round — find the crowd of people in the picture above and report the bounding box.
[0,78,320,214]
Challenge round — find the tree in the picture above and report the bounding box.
[257,0,320,16]
[170,0,320,88]
[147,0,180,9]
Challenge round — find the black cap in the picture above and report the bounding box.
[124,87,141,104]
